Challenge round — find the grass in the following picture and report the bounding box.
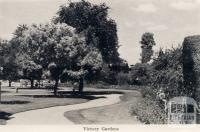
[0,83,145,125]
[64,90,142,124]
[0,86,91,125]
[0,95,88,114]
[59,82,144,90]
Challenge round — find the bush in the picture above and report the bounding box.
[58,82,73,87]
[130,96,166,124]
[99,64,118,85]
[129,63,150,85]
[148,46,183,99]
[129,46,183,124]
[92,82,109,89]
[133,46,183,100]
[44,83,54,90]
[140,86,156,98]
[116,72,129,85]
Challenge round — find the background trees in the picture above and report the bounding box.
[140,32,156,63]
[0,39,8,79]
[2,54,19,87]
[0,39,20,86]
[128,31,183,100]
[129,63,150,85]
[17,54,43,89]
[131,46,183,100]
[54,1,128,85]
[0,1,183,100]
[55,1,121,64]
[1,1,116,94]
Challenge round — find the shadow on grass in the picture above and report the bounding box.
[18,90,124,100]
[57,91,124,95]
[1,91,11,93]
[0,111,12,120]
[0,100,30,105]
[10,87,63,90]
[19,94,105,100]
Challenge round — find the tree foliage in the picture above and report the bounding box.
[140,32,156,63]
[55,1,121,64]
[11,22,102,95]
[131,46,183,100]
[0,39,20,85]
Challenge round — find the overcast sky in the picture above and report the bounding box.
[1,0,200,65]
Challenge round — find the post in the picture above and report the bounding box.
[16,88,18,93]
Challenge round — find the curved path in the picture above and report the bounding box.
[7,94,121,125]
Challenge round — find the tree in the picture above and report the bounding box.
[54,1,121,64]
[62,46,103,94]
[10,24,43,88]
[12,23,80,94]
[140,32,156,63]
[0,39,21,87]
[129,63,150,85]
[23,62,42,89]
[12,22,102,95]
[3,55,19,87]
[78,48,103,92]
[148,46,183,99]
[0,39,9,79]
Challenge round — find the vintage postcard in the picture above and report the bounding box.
[0,0,200,132]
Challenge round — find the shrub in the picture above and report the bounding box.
[129,63,150,85]
[58,82,73,87]
[44,83,54,90]
[99,64,118,85]
[130,96,166,124]
[148,46,183,99]
[136,46,183,100]
[116,72,129,85]
[140,86,156,98]
[130,46,183,124]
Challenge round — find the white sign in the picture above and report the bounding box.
[167,97,197,124]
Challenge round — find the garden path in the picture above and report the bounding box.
[7,94,121,125]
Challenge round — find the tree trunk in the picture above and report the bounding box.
[8,80,12,87]
[54,79,59,96]
[30,79,34,89]
[78,77,84,94]
[38,80,41,88]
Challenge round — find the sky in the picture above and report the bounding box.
[1,0,200,65]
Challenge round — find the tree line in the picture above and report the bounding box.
[0,0,184,101]
[0,1,127,96]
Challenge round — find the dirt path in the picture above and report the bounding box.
[7,94,121,125]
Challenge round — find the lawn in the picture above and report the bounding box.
[0,86,90,125]
[0,84,144,125]
[64,90,142,124]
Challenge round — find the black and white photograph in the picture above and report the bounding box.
[1,0,200,130]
